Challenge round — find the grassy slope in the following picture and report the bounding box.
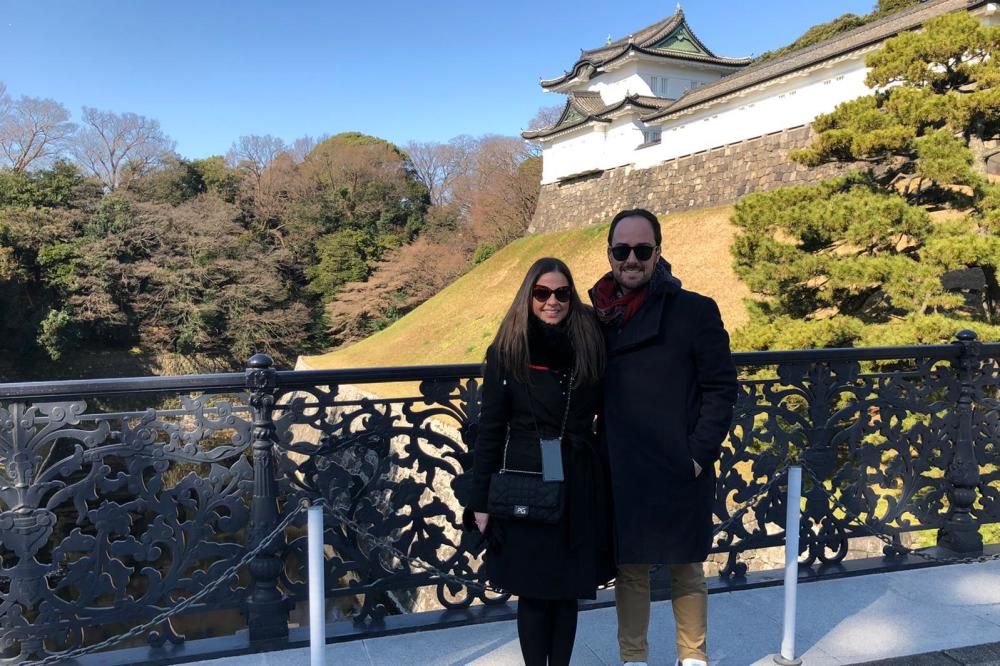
[300,205,749,371]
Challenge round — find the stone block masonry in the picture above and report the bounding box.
[529,125,854,234]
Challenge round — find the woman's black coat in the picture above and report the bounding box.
[466,333,614,600]
[593,276,738,565]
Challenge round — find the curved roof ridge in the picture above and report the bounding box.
[580,10,685,58]
[541,9,750,90]
[523,92,677,140]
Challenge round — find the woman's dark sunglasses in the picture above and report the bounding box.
[532,286,572,303]
[610,244,657,262]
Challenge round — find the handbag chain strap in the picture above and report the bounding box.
[499,367,575,475]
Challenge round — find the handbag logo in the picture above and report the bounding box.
[514,505,528,516]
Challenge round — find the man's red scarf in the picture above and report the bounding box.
[590,273,648,326]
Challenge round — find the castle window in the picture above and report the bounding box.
[642,126,662,145]
[647,75,672,97]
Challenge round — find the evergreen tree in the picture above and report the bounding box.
[732,12,1000,350]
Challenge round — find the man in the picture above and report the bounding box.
[589,208,738,666]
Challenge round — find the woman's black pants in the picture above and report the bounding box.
[516,597,579,666]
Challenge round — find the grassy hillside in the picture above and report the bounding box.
[300,205,749,371]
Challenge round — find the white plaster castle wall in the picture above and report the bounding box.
[539,117,644,182]
[602,117,645,169]
[539,54,872,183]
[635,56,870,167]
[540,125,604,182]
[634,61,727,99]
[588,62,649,103]
[583,59,729,105]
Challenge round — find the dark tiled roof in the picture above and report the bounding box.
[643,0,988,122]
[570,91,607,115]
[540,10,751,90]
[630,95,676,109]
[523,92,676,140]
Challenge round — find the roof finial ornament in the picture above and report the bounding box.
[606,33,612,46]
[676,2,682,12]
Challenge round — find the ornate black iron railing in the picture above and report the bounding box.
[0,331,998,663]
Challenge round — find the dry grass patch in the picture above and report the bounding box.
[300,205,748,380]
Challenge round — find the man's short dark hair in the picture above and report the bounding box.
[608,208,662,246]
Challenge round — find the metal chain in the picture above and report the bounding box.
[21,501,311,666]
[711,467,789,539]
[800,465,1000,566]
[645,466,790,576]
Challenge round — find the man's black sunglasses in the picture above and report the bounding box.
[609,244,657,262]
[532,285,572,303]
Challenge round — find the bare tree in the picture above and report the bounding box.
[405,141,446,206]
[73,107,174,190]
[289,134,329,163]
[450,135,540,244]
[404,135,476,206]
[527,104,563,131]
[0,95,76,171]
[524,104,562,158]
[0,83,11,124]
[226,134,288,192]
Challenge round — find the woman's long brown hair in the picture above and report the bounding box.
[489,257,605,386]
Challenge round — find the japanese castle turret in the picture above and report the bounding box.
[524,0,1000,189]
[525,6,750,184]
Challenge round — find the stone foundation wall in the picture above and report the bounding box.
[530,125,854,234]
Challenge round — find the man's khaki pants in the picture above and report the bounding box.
[615,562,707,663]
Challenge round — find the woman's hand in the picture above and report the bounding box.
[474,512,489,533]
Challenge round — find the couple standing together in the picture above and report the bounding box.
[463,208,738,665]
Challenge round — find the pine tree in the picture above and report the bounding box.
[732,12,1000,350]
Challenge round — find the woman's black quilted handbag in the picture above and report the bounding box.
[487,467,564,524]
[486,370,573,525]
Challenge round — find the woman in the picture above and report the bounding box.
[465,257,613,666]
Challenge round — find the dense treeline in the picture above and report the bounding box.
[0,84,540,379]
[327,135,540,346]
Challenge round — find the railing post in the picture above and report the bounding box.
[938,330,984,554]
[308,502,327,666]
[245,353,290,642]
[774,465,803,666]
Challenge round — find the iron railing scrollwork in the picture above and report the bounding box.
[0,331,997,663]
[20,496,308,666]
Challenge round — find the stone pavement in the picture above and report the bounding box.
[187,559,1000,666]
[853,641,1000,665]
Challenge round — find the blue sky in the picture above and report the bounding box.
[1,1,874,159]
